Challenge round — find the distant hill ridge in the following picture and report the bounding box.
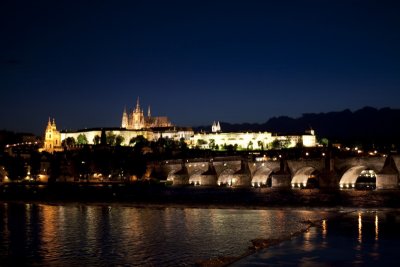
[194,107,400,143]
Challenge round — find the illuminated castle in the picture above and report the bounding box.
[121,97,172,130]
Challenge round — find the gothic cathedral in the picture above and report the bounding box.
[121,97,172,130]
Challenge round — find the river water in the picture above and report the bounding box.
[0,202,335,266]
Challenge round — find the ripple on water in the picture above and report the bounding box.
[0,203,335,266]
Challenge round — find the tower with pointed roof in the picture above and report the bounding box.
[41,118,62,153]
[131,97,145,129]
[212,121,221,133]
[122,97,172,130]
[121,107,128,128]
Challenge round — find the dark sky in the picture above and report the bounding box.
[1,0,400,135]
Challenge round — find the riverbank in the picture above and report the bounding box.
[1,183,400,208]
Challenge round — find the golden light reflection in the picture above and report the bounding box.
[375,213,379,241]
[322,219,327,238]
[41,205,56,242]
[358,212,362,243]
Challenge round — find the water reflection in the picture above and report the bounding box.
[358,212,362,243]
[375,213,379,241]
[322,219,327,238]
[0,203,333,266]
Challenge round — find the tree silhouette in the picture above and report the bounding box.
[93,135,101,145]
[77,134,88,145]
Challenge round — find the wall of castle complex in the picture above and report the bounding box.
[191,132,274,149]
[190,132,316,149]
[61,128,194,146]
[152,129,194,141]
[302,134,317,147]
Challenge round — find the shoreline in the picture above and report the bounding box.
[1,183,400,208]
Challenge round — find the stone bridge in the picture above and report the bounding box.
[147,155,399,189]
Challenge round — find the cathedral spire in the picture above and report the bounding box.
[148,105,151,117]
[136,97,140,111]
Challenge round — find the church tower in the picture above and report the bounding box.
[132,97,145,129]
[212,121,221,133]
[41,118,62,153]
[121,107,128,128]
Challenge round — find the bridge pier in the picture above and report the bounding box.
[271,173,292,188]
[376,174,398,189]
[376,156,399,189]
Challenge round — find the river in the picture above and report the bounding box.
[0,202,337,266]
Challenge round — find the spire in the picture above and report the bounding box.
[47,117,51,126]
[52,118,56,126]
[136,96,140,111]
[148,105,151,117]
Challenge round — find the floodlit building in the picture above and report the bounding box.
[59,127,193,146]
[190,122,317,150]
[122,97,172,130]
[39,118,63,153]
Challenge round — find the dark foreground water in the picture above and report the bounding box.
[233,210,400,266]
[0,202,335,266]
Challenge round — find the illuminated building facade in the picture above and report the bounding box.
[60,127,193,146]
[122,97,172,130]
[40,118,63,153]
[190,124,317,150]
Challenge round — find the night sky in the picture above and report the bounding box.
[1,0,400,135]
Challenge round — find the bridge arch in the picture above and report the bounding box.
[166,169,177,182]
[291,166,320,189]
[251,166,275,187]
[340,166,377,189]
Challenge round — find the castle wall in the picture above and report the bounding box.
[61,130,154,146]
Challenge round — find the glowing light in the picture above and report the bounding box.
[322,219,327,238]
[358,212,362,243]
[375,213,379,241]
